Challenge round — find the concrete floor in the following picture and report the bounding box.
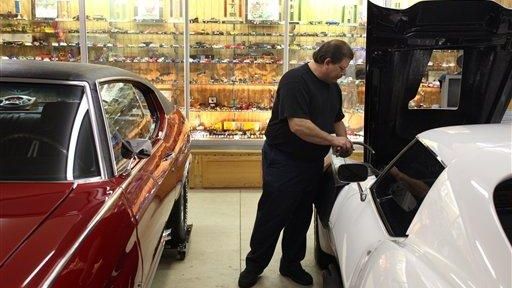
[152,189,323,288]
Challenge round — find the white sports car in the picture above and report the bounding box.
[315,1,512,287]
[316,124,512,287]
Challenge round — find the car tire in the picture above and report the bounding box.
[314,212,336,270]
[166,178,188,253]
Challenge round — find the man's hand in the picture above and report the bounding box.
[332,136,353,158]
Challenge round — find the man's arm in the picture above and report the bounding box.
[334,120,347,137]
[333,120,353,157]
[288,118,351,149]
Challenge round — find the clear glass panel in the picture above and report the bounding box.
[372,140,445,237]
[409,49,463,110]
[73,112,101,179]
[189,0,283,141]
[0,0,81,62]
[287,0,366,143]
[85,0,185,110]
[0,82,85,181]
[99,82,155,169]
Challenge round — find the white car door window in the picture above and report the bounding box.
[371,140,445,237]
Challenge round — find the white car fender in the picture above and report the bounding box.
[329,175,389,286]
[354,241,453,288]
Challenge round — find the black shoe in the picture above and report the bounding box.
[238,269,259,288]
[279,264,313,286]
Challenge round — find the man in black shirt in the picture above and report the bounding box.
[239,40,354,288]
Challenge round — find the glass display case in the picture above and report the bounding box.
[287,0,366,142]
[188,0,284,144]
[0,0,81,62]
[3,0,511,148]
[85,0,186,109]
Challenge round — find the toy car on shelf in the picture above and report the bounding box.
[325,19,340,25]
[203,18,221,23]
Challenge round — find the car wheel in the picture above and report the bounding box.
[314,211,336,270]
[166,178,188,254]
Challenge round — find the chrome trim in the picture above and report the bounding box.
[145,183,182,288]
[96,76,155,84]
[1,78,89,85]
[41,157,148,288]
[73,176,103,184]
[369,138,419,192]
[95,77,165,177]
[418,138,448,168]
[23,251,55,287]
[0,177,102,184]
[66,97,89,180]
[182,154,192,184]
[0,78,108,180]
[94,79,119,176]
[162,229,172,241]
[41,186,123,288]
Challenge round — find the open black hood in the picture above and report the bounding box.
[364,0,512,168]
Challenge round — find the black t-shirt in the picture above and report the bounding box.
[265,63,344,161]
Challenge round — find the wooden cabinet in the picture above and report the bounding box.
[189,149,364,189]
[189,150,262,188]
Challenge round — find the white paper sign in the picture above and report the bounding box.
[136,0,160,20]
[35,0,58,19]
[247,0,279,21]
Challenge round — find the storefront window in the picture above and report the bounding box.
[0,0,81,62]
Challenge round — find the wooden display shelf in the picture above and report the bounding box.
[189,149,364,189]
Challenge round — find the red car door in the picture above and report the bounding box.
[98,81,181,285]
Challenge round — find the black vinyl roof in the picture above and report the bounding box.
[0,60,140,83]
[0,60,175,115]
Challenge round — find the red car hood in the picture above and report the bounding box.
[0,182,74,267]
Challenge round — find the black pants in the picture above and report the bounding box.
[245,142,323,274]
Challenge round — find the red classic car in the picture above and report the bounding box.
[0,60,191,287]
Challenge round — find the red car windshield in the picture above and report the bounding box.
[0,82,100,181]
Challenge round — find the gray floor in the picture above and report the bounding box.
[152,189,323,288]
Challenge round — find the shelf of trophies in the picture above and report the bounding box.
[0,17,82,61]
